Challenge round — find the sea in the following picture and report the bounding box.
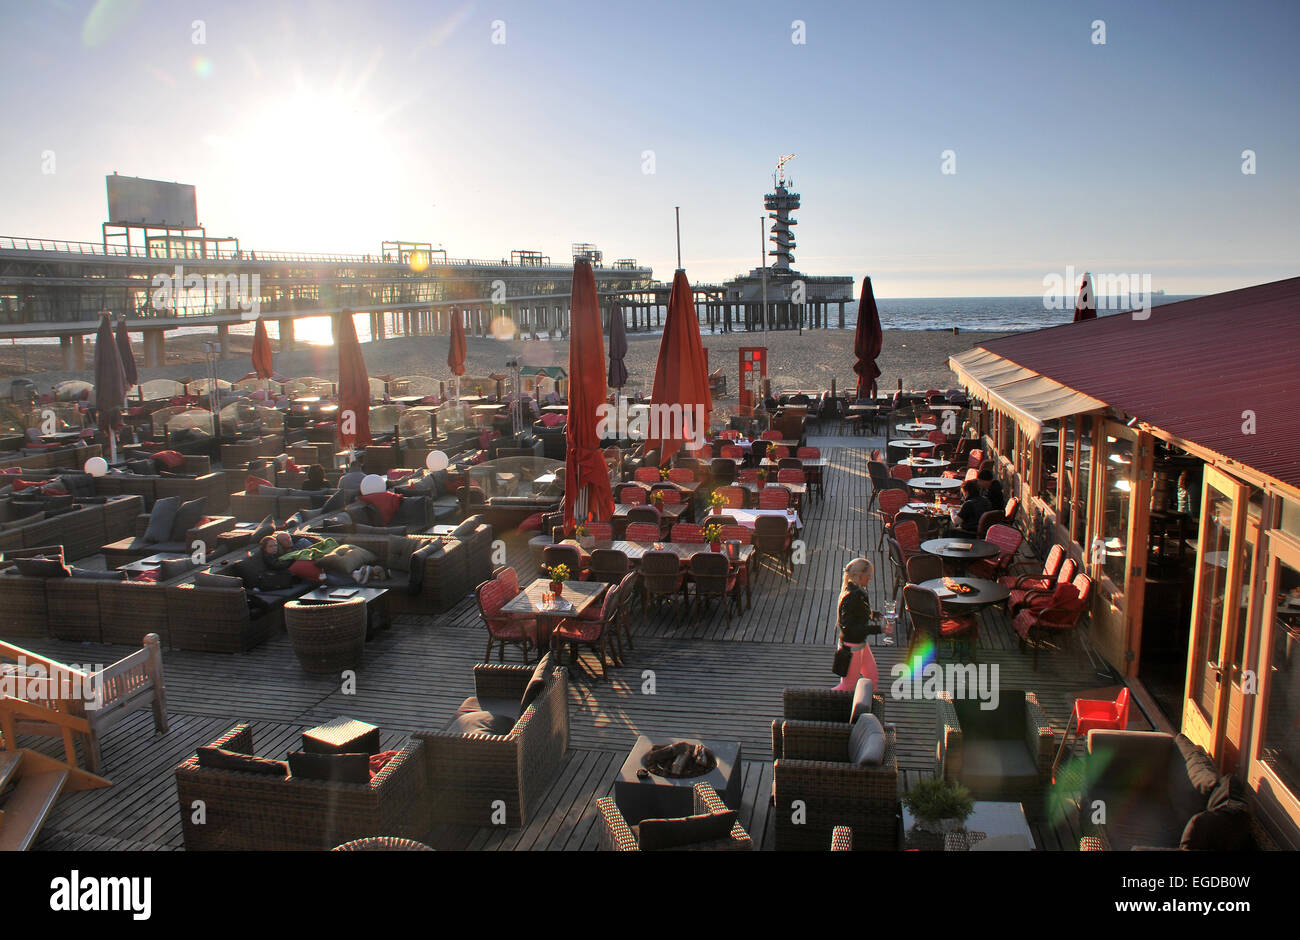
[7,295,1197,348]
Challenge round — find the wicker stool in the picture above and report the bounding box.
[284,598,368,674]
[332,837,433,851]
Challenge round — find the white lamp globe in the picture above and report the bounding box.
[359,473,386,495]
[84,456,109,477]
[425,450,449,472]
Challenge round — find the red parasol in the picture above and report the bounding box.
[644,269,712,465]
[335,309,372,448]
[853,276,883,400]
[564,261,616,529]
[115,317,138,388]
[251,316,274,379]
[448,308,467,382]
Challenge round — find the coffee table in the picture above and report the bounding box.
[614,736,743,825]
[301,717,381,756]
[921,537,999,574]
[901,800,1034,850]
[300,586,391,637]
[116,552,191,574]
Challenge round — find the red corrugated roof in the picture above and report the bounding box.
[973,277,1300,491]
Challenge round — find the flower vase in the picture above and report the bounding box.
[710,541,722,552]
[712,506,722,515]
[550,581,563,597]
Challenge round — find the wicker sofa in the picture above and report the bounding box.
[597,782,752,851]
[937,690,1055,801]
[771,680,887,759]
[0,494,142,560]
[100,510,236,567]
[414,656,569,828]
[175,723,427,850]
[772,719,900,851]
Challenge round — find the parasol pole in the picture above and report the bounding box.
[760,217,769,332]
[674,206,682,271]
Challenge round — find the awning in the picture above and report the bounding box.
[950,347,1105,438]
[522,365,567,379]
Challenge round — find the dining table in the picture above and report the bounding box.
[501,578,608,650]
[920,537,1000,574]
[918,576,1010,611]
[560,538,754,567]
[907,476,962,495]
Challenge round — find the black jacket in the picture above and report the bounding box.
[838,582,876,643]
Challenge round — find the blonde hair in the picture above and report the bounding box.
[841,557,873,595]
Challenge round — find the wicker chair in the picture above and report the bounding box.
[414,657,569,828]
[597,782,752,851]
[283,598,368,674]
[773,720,899,851]
[640,549,687,613]
[688,551,742,625]
[175,723,427,850]
[904,584,978,662]
[771,682,886,759]
[936,690,1054,801]
[553,579,621,678]
[752,515,793,576]
[587,548,630,584]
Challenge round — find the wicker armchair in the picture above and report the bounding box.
[175,723,427,851]
[413,657,569,828]
[936,690,1054,801]
[284,598,368,674]
[831,826,853,851]
[773,720,899,851]
[597,782,752,851]
[771,683,886,759]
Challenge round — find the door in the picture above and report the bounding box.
[1182,465,1249,757]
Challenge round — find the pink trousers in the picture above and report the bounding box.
[833,641,879,691]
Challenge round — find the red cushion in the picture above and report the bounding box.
[131,569,160,582]
[153,449,185,469]
[13,478,55,491]
[368,750,399,778]
[289,560,324,582]
[519,512,544,532]
[361,491,403,525]
[244,475,273,494]
[939,616,975,637]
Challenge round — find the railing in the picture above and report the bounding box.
[0,236,652,273]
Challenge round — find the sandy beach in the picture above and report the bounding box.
[0,326,1006,408]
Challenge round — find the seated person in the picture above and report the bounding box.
[338,460,365,492]
[947,480,991,537]
[302,464,328,491]
[976,463,1005,511]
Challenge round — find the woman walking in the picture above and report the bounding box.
[832,557,879,691]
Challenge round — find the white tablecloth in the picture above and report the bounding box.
[719,508,803,530]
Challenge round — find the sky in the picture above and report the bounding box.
[0,0,1297,296]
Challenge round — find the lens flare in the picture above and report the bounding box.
[490,316,517,341]
[191,56,213,78]
[408,251,428,273]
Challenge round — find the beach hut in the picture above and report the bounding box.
[949,277,1300,849]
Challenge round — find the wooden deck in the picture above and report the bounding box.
[16,436,1145,851]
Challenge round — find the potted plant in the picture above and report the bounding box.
[650,489,665,507]
[659,467,670,481]
[573,522,593,549]
[709,490,727,515]
[757,468,769,485]
[547,563,570,597]
[702,522,723,551]
[902,778,974,835]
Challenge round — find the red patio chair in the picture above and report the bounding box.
[876,488,909,549]
[634,467,661,483]
[769,446,790,459]
[1010,557,1077,613]
[967,448,985,469]
[625,522,661,543]
[761,430,783,441]
[796,447,820,459]
[777,468,805,486]
[894,520,922,561]
[891,464,913,482]
[653,486,683,504]
[618,483,647,505]
[695,444,713,460]
[715,485,746,509]
[720,429,741,440]
[758,486,791,510]
[928,429,947,447]
[1051,688,1130,782]
[737,468,760,484]
[720,524,751,544]
[476,571,537,663]
[584,521,613,542]
[1000,543,1066,592]
[968,524,1023,580]
[555,581,620,678]
[671,522,705,543]
[668,467,695,484]
[1013,573,1093,668]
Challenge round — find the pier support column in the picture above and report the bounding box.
[838,301,845,329]
[280,320,295,354]
[217,323,230,359]
[142,329,166,368]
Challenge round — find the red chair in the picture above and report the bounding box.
[893,520,922,561]
[796,447,820,459]
[927,429,947,447]
[584,521,613,542]
[1000,543,1066,592]
[1013,574,1093,668]
[964,468,979,482]
[653,486,683,505]
[714,485,746,509]
[769,445,790,459]
[968,524,1023,580]
[720,429,742,440]
[554,582,621,679]
[891,464,912,482]
[695,444,713,460]
[668,467,695,484]
[876,488,909,549]
[761,430,783,442]
[758,486,791,510]
[671,522,705,543]
[720,524,751,544]
[776,468,805,486]
[1002,496,1021,532]
[721,445,744,460]
[476,571,537,663]
[904,584,978,661]
[617,483,647,505]
[1051,688,1130,782]
[1010,557,1077,614]
[967,448,985,470]
[737,468,759,484]
[625,522,661,543]
[634,467,660,483]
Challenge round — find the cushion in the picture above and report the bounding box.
[127,458,157,476]
[519,512,544,532]
[317,545,378,577]
[158,558,193,581]
[352,523,406,537]
[230,551,266,588]
[251,514,275,543]
[850,677,875,724]
[446,710,515,736]
[169,497,208,542]
[67,567,128,581]
[361,491,403,526]
[637,809,737,850]
[287,751,372,785]
[244,475,273,494]
[1169,734,1220,821]
[519,654,552,714]
[1181,775,1252,851]
[289,559,325,582]
[12,477,55,492]
[368,750,399,777]
[848,713,887,766]
[143,495,182,544]
[14,556,71,578]
[321,489,346,513]
[196,745,288,777]
[153,449,185,469]
[194,571,244,590]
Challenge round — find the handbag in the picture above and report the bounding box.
[832,645,852,677]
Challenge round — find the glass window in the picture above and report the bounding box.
[1190,483,1233,718]
[1077,419,1093,546]
[1260,557,1300,795]
[1041,420,1060,504]
[1098,431,1134,583]
[1060,418,1074,532]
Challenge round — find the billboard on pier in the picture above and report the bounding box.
[106,175,198,228]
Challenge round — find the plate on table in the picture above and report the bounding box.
[949,542,973,551]
[329,587,359,599]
